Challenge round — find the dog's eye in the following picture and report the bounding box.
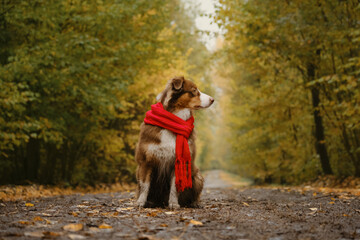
[192,89,199,96]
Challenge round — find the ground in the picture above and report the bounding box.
[0,170,360,240]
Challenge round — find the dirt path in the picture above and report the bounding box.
[1,171,360,240]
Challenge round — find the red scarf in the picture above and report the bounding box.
[144,102,194,192]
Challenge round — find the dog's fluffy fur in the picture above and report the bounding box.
[135,76,214,208]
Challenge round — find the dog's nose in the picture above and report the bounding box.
[210,97,215,104]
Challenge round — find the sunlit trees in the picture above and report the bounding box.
[0,0,210,185]
[215,0,360,183]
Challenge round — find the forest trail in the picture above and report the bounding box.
[203,170,252,189]
[1,170,359,240]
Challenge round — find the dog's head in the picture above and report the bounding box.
[157,76,214,112]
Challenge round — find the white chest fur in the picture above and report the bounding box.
[147,129,176,160]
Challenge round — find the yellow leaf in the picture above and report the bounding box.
[188,220,203,226]
[45,219,53,225]
[329,202,335,204]
[331,197,335,201]
[242,202,250,207]
[159,224,168,227]
[147,212,157,217]
[63,223,83,232]
[70,212,79,217]
[313,192,317,196]
[25,203,34,207]
[98,223,112,229]
[33,216,44,222]
[24,232,44,238]
[18,220,31,225]
[43,231,61,237]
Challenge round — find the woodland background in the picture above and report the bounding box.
[0,0,359,186]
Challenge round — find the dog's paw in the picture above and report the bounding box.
[169,202,180,209]
[135,199,146,207]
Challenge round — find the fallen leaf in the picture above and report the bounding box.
[343,214,348,217]
[101,212,112,217]
[24,232,44,238]
[63,223,83,232]
[188,219,203,226]
[179,216,190,222]
[331,197,335,201]
[164,211,175,215]
[43,231,62,237]
[116,207,134,212]
[68,234,86,240]
[44,219,56,225]
[99,223,112,229]
[339,195,353,200]
[309,208,318,211]
[159,224,168,227]
[69,212,79,217]
[329,202,335,204]
[32,216,44,222]
[313,192,317,196]
[25,203,34,207]
[76,205,88,208]
[242,202,250,207]
[147,212,157,217]
[18,220,32,225]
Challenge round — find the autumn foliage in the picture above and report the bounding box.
[1,0,359,187]
[0,0,211,185]
[213,0,360,183]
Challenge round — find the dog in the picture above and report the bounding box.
[135,76,214,208]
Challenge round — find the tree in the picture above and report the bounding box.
[215,0,360,182]
[0,0,212,185]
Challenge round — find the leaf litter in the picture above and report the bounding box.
[1,177,359,239]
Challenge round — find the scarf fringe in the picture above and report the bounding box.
[175,157,192,192]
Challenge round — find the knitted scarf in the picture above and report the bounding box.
[144,102,194,192]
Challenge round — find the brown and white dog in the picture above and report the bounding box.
[135,76,214,208]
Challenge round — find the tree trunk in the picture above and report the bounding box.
[61,143,68,182]
[42,143,57,184]
[25,138,40,182]
[352,130,360,177]
[307,62,333,175]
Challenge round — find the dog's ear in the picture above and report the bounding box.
[172,77,184,90]
[156,91,163,101]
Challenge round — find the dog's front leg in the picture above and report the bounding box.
[168,175,180,209]
[136,166,152,207]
